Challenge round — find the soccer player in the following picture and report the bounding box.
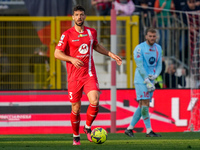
[54,5,122,145]
[125,28,162,137]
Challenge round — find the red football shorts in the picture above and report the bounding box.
[67,77,100,103]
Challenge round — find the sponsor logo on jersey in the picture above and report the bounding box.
[78,34,88,37]
[149,57,156,65]
[149,49,155,51]
[60,35,65,41]
[77,54,89,58]
[78,44,88,54]
[72,39,79,42]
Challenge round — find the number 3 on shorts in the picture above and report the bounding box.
[69,92,73,100]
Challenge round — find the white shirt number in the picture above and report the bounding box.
[69,92,73,100]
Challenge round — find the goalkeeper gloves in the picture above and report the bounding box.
[148,74,158,80]
[144,78,155,92]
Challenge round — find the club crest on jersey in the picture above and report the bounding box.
[78,44,88,54]
[78,34,88,37]
[149,57,156,65]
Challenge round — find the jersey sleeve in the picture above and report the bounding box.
[134,45,148,80]
[56,32,68,52]
[155,56,162,76]
[155,45,162,76]
[92,29,98,46]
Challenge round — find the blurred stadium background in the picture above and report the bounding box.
[0,0,199,134]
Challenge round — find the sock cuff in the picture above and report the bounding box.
[89,103,99,107]
[85,124,91,129]
[73,134,80,137]
[71,111,79,116]
[127,125,134,130]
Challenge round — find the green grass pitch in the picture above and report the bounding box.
[0,132,199,150]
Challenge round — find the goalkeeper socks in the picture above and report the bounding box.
[86,104,99,127]
[128,106,141,130]
[71,111,80,136]
[146,128,152,134]
[141,106,151,129]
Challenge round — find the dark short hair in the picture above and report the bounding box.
[145,28,157,35]
[187,0,196,4]
[73,5,85,14]
[139,0,148,4]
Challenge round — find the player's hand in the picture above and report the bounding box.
[144,78,155,92]
[148,74,157,80]
[71,58,84,69]
[109,52,122,66]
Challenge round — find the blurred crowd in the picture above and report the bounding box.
[1,0,199,90]
[91,0,200,16]
[90,0,200,89]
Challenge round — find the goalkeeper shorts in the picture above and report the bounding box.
[135,83,154,101]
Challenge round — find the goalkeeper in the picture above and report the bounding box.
[125,28,162,137]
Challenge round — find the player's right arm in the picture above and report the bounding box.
[54,49,84,69]
[55,32,84,69]
[134,45,155,92]
[134,46,148,80]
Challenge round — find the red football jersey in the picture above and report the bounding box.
[56,26,98,82]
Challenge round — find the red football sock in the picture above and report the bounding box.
[71,111,80,136]
[86,104,99,127]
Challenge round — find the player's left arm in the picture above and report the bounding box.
[154,46,163,77]
[93,43,122,66]
[149,56,162,80]
[155,55,162,76]
[149,47,162,80]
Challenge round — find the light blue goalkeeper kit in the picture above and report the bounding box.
[134,41,162,101]
[129,41,162,133]
[134,41,162,85]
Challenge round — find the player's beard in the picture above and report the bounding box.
[147,39,155,46]
[75,20,84,26]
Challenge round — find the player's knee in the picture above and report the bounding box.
[88,94,99,106]
[87,90,100,104]
[139,100,149,108]
[72,102,81,114]
[90,99,99,106]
